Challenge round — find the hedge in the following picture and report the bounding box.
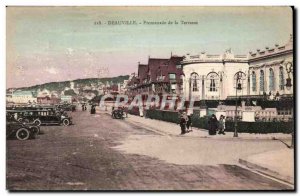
[225,121,293,134]
[144,109,294,134]
[145,109,179,123]
[128,106,140,116]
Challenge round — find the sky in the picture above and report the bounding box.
[6,6,293,88]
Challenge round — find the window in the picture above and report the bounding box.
[210,79,216,91]
[260,70,264,92]
[279,66,285,90]
[191,73,199,92]
[252,71,256,92]
[176,64,182,69]
[169,73,176,80]
[207,72,219,92]
[269,68,275,91]
[171,84,176,94]
[234,71,246,91]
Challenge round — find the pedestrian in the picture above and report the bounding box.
[82,104,84,111]
[179,112,188,135]
[90,105,96,114]
[186,114,192,132]
[123,106,128,118]
[218,115,226,135]
[208,114,218,135]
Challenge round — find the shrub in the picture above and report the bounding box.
[143,109,293,134]
[225,121,293,134]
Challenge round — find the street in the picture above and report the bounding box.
[7,110,292,190]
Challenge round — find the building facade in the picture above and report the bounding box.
[181,35,293,101]
[248,35,293,98]
[8,90,37,104]
[181,50,249,101]
[127,56,184,102]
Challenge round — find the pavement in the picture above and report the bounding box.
[7,111,293,190]
[123,113,292,141]
[239,149,294,185]
[98,108,294,186]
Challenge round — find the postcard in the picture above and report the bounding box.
[6,6,294,191]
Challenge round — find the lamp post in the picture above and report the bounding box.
[234,71,243,137]
[285,62,293,148]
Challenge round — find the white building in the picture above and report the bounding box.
[8,90,37,104]
[248,35,293,97]
[60,95,73,103]
[182,50,249,101]
[181,35,293,101]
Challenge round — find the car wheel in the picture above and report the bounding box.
[16,128,30,141]
[34,119,41,126]
[30,126,40,135]
[62,119,70,126]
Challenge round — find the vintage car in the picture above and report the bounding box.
[112,108,124,119]
[55,104,74,112]
[6,112,41,135]
[7,109,72,126]
[7,121,40,140]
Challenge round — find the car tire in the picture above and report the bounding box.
[16,128,30,141]
[30,126,40,135]
[62,119,70,126]
[34,119,41,126]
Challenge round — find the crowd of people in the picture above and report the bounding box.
[178,113,226,136]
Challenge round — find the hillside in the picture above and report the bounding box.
[16,75,129,92]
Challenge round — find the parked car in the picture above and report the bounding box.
[7,121,40,140]
[6,112,41,135]
[112,108,124,119]
[37,110,72,126]
[7,109,72,126]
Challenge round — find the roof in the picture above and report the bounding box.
[148,58,169,82]
[138,64,148,80]
[248,35,293,61]
[156,56,184,83]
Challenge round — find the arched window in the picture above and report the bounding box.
[206,72,219,92]
[252,71,256,92]
[279,66,285,90]
[269,68,275,91]
[260,70,264,92]
[234,71,246,90]
[190,73,199,92]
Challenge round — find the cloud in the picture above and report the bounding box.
[45,66,58,75]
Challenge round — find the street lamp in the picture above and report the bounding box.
[285,62,293,148]
[234,71,243,137]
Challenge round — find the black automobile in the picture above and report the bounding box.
[37,110,72,126]
[56,104,74,112]
[7,109,72,126]
[31,110,72,126]
[112,108,124,119]
[7,110,42,126]
[7,121,40,140]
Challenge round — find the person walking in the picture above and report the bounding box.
[90,105,96,114]
[179,112,188,135]
[186,115,192,132]
[218,115,226,135]
[123,106,128,118]
[208,114,218,135]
